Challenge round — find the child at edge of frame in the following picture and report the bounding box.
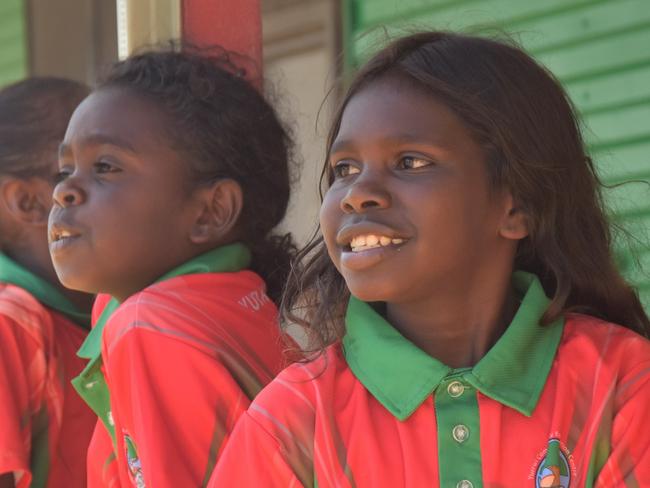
[0,78,96,488]
[48,46,297,487]
[209,31,650,488]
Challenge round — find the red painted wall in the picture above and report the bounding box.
[181,0,262,83]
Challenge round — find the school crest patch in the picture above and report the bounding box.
[124,432,146,488]
[533,438,574,488]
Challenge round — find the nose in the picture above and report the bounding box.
[52,178,86,207]
[340,169,391,213]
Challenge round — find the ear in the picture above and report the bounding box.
[189,178,244,245]
[498,193,529,241]
[0,177,52,226]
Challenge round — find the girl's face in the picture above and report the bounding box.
[320,76,519,305]
[49,87,203,301]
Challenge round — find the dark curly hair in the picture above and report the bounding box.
[0,77,89,178]
[282,31,650,354]
[98,46,296,303]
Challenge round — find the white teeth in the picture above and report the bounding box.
[349,234,406,252]
[351,235,366,248]
[60,230,72,238]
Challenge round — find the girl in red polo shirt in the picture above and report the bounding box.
[48,48,295,487]
[211,32,650,487]
[0,78,95,488]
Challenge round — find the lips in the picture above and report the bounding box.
[337,221,408,248]
[48,218,83,252]
[336,221,410,271]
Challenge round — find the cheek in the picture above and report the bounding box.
[319,190,343,263]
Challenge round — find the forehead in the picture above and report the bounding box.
[335,76,474,150]
[64,87,171,150]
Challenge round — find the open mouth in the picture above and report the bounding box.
[348,234,406,252]
[49,226,81,245]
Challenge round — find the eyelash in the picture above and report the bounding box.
[332,156,433,178]
[94,161,118,173]
[398,156,432,170]
[55,169,71,183]
[332,161,359,178]
[55,160,121,182]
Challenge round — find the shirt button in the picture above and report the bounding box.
[457,481,473,488]
[452,424,469,443]
[447,381,465,397]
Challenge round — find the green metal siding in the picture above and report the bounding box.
[345,0,650,310]
[0,0,27,87]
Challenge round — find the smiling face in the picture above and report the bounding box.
[49,87,204,301]
[320,76,521,305]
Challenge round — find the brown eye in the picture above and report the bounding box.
[333,161,360,178]
[399,156,432,169]
[94,161,120,174]
[55,168,72,183]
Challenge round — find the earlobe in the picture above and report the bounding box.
[0,178,51,226]
[189,178,244,245]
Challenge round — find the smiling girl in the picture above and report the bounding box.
[48,48,294,487]
[210,32,650,487]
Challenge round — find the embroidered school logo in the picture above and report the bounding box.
[534,438,572,488]
[124,433,146,488]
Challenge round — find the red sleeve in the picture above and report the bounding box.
[0,316,41,487]
[104,327,252,488]
[208,411,305,488]
[594,356,650,487]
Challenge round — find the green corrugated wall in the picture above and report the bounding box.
[0,0,27,87]
[344,0,650,310]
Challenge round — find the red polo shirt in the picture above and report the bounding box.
[210,272,650,487]
[0,253,94,488]
[75,244,286,487]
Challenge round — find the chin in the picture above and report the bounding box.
[54,268,97,294]
[345,279,397,304]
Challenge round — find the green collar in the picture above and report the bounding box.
[0,252,90,328]
[342,271,564,420]
[77,243,251,360]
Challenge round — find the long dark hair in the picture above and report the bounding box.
[98,46,296,303]
[282,31,650,353]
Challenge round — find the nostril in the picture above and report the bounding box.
[63,194,75,204]
[361,200,380,209]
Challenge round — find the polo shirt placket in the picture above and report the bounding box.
[436,371,482,488]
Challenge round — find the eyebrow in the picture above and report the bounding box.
[58,134,138,158]
[330,134,444,155]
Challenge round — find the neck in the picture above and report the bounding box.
[385,267,518,368]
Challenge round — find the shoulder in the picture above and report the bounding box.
[103,270,279,354]
[0,283,52,346]
[562,314,650,355]
[248,345,353,430]
[560,313,650,381]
